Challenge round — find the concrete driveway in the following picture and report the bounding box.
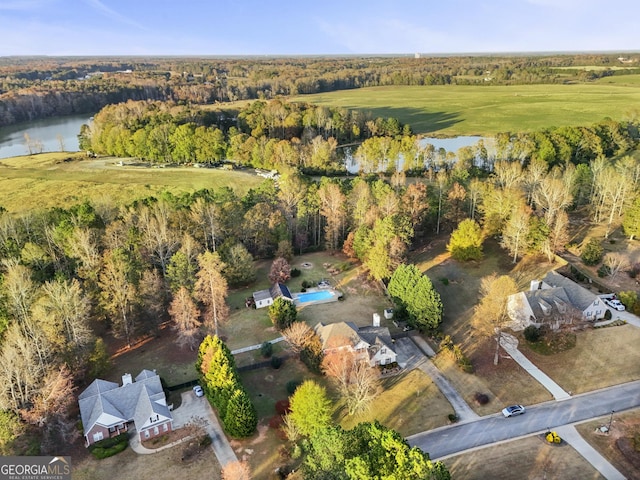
[172,389,238,467]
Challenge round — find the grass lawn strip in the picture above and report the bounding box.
[518,325,640,394]
[444,435,605,480]
[574,408,640,480]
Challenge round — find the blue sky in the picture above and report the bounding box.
[0,0,638,56]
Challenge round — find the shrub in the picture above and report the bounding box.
[448,414,458,423]
[199,434,212,447]
[301,280,312,289]
[597,265,610,277]
[474,392,490,405]
[90,441,128,459]
[581,238,604,266]
[89,433,129,459]
[275,399,291,415]
[523,325,541,343]
[440,277,449,285]
[291,268,301,278]
[286,380,302,395]
[604,309,612,320]
[271,356,283,369]
[260,341,273,358]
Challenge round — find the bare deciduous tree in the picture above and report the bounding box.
[603,252,630,280]
[321,347,381,416]
[472,274,518,365]
[282,322,315,355]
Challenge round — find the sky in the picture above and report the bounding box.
[0,0,638,56]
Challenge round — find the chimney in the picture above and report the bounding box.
[122,373,133,386]
[373,313,381,327]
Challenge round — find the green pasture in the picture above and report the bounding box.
[293,83,640,136]
[0,152,262,213]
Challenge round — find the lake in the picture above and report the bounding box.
[0,114,92,159]
[345,136,489,173]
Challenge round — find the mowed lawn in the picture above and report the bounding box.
[0,152,262,213]
[445,435,604,480]
[293,82,640,135]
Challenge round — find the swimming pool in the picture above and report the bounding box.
[296,290,335,304]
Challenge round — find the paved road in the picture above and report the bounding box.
[408,380,640,459]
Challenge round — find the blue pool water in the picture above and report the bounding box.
[296,290,334,303]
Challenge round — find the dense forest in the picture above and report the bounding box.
[1,52,639,127]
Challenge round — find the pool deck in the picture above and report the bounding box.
[292,287,340,306]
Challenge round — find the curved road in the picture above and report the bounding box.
[408,380,640,459]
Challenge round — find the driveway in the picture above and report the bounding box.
[172,390,238,466]
[395,336,479,422]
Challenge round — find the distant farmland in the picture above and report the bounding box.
[294,81,640,136]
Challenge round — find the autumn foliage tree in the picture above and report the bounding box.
[268,257,291,284]
[169,286,201,350]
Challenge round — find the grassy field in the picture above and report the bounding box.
[293,82,640,135]
[0,152,262,213]
[444,435,604,480]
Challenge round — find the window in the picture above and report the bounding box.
[153,426,159,436]
[163,423,168,432]
[144,430,150,439]
[93,431,103,442]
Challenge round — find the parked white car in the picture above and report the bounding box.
[193,385,204,397]
[604,298,625,311]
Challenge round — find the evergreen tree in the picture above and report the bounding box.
[288,380,332,438]
[223,388,257,438]
[387,264,443,331]
[268,297,297,330]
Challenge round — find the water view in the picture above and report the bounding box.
[0,114,91,159]
[345,136,489,173]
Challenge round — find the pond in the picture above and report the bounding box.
[0,114,92,159]
[345,135,490,173]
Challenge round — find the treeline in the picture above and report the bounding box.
[84,98,639,177]
[2,52,639,126]
[82,98,409,173]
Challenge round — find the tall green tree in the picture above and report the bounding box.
[268,297,297,331]
[387,264,443,331]
[288,380,332,438]
[223,388,257,438]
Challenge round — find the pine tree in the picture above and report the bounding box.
[223,388,257,438]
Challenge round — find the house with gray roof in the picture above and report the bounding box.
[314,321,397,366]
[252,283,293,309]
[507,270,607,330]
[78,369,173,446]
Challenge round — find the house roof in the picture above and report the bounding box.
[253,283,293,302]
[270,283,292,300]
[541,271,597,311]
[314,321,363,350]
[79,370,171,437]
[358,326,395,351]
[523,287,573,322]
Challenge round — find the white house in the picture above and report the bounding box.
[314,321,397,367]
[507,271,607,330]
[252,283,293,309]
